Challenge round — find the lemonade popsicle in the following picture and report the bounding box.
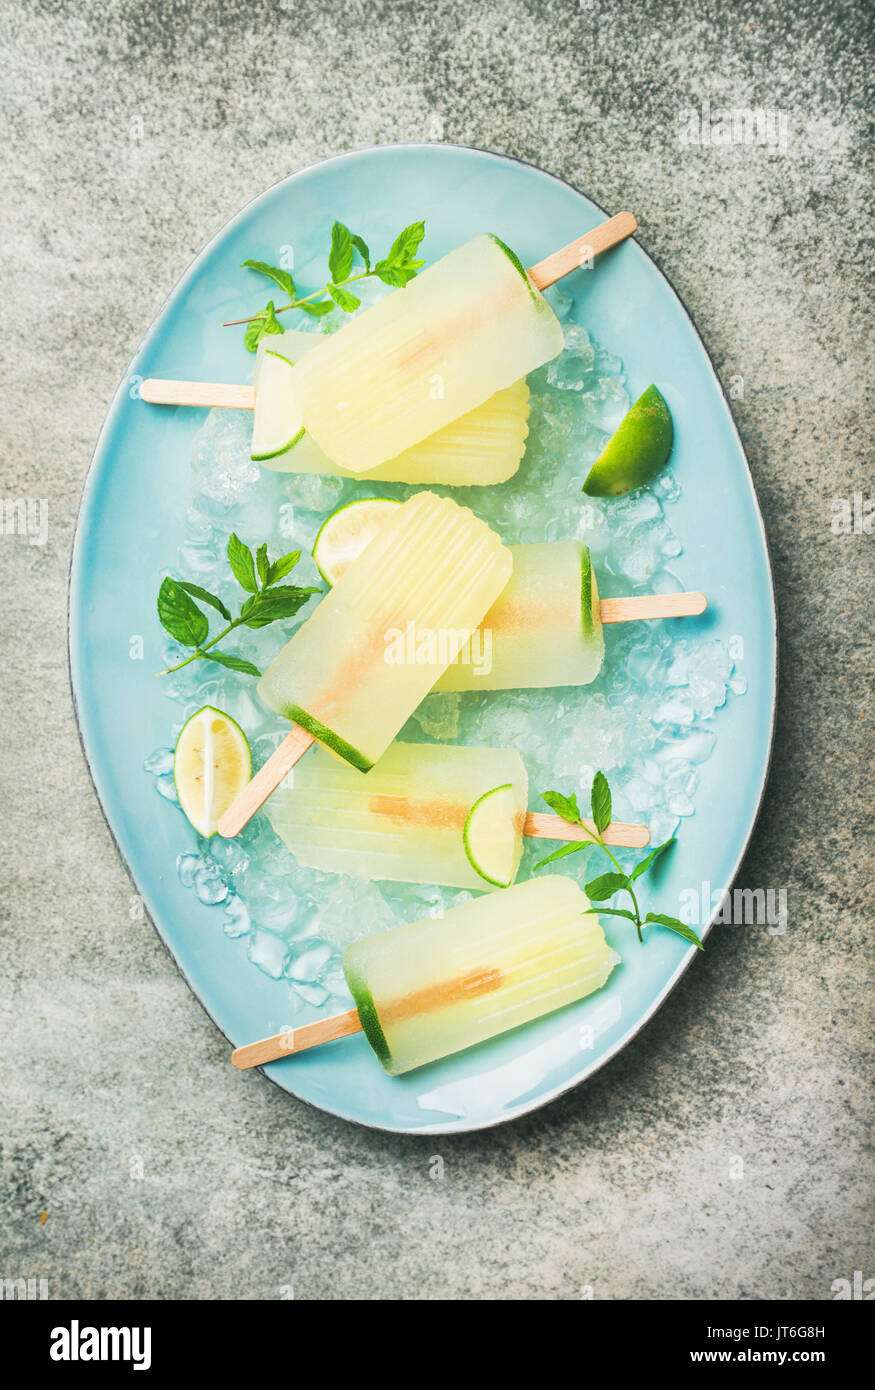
[266,741,528,890]
[257,492,512,771]
[343,874,618,1075]
[436,540,604,691]
[289,234,564,471]
[254,332,530,485]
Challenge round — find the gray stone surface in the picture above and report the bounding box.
[0,0,872,1301]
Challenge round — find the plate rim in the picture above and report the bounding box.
[67,142,778,1134]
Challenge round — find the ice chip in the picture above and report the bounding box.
[247,930,288,979]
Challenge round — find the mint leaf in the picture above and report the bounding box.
[645,913,704,950]
[532,842,589,871]
[373,261,420,288]
[240,585,319,629]
[202,651,262,677]
[585,871,629,901]
[244,300,284,351]
[328,221,354,283]
[350,232,370,271]
[256,542,269,587]
[157,577,209,648]
[541,789,582,825]
[299,299,333,318]
[387,220,426,264]
[266,550,301,586]
[176,581,231,622]
[329,284,360,312]
[242,259,296,301]
[629,837,676,883]
[591,771,612,834]
[227,533,258,593]
[591,907,639,922]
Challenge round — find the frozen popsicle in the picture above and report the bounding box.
[267,740,528,890]
[216,492,512,838]
[231,875,619,1076]
[287,234,564,471]
[266,739,649,890]
[252,331,530,485]
[436,540,603,692]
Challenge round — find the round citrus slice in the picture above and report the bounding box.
[173,705,252,837]
[462,783,522,888]
[312,497,401,586]
[582,384,674,497]
[251,349,305,461]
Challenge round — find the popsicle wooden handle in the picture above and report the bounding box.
[527,211,638,290]
[140,379,256,409]
[600,591,707,624]
[232,1007,362,1070]
[217,725,315,838]
[524,813,649,849]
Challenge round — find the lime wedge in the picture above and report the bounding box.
[312,497,401,586]
[582,384,673,497]
[251,350,305,461]
[462,783,522,888]
[173,706,251,837]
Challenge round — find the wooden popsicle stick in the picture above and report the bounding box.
[231,1007,361,1071]
[139,214,639,411]
[527,211,638,290]
[217,725,315,838]
[140,379,256,409]
[600,591,707,624]
[524,812,649,849]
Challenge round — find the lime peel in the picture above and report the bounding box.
[582,384,673,498]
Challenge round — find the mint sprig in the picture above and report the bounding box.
[232,219,426,349]
[534,771,701,949]
[157,536,319,677]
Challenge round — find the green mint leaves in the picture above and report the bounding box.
[244,299,284,352]
[535,771,701,949]
[157,536,319,678]
[238,219,426,349]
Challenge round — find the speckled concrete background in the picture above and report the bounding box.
[1,0,872,1301]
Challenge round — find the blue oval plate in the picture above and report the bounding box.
[69,145,776,1133]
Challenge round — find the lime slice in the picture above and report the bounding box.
[312,497,401,586]
[582,384,673,497]
[463,783,521,888]
[251,350,305,461]
[173,706,252,837]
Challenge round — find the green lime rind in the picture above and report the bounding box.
[251,427,304,462]
[343,956,394,1072]
[580,545,595,639]
[264,345,297,366]
[462,782,516,888]
[488,234,530,285]
[311,497,402,587]
[582,384,674,498]
[279,703,374,773]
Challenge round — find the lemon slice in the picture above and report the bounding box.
[312,497,401,586]
[582,384,674,497]
[174,706,252,837]
[462,783,522,888]
[251,349,305,461]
